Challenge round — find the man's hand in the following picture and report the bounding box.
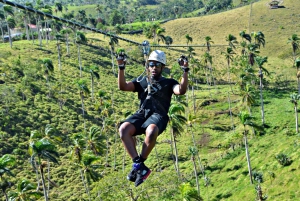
[116,53,127,70]
[178,55,189,72]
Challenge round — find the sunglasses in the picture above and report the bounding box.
[148,62,163,68]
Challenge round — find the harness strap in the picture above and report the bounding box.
[138,76,168,116]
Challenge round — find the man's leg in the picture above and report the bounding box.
[140,124,159,160]
[119,122,138,160]
[131,124,158,187]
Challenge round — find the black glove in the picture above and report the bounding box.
[116,52,127,70]
[178,55,189,72]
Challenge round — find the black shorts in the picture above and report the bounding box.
[120,109,169,136]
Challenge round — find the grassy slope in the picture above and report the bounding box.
[1,0,300,200]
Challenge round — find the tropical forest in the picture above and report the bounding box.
[0,0,300,200]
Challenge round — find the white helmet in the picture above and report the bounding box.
[148,50,166,65]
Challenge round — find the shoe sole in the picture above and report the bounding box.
[127,176,136,182]
[135,170,152,187]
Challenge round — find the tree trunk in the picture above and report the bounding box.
[78,44,82,77]
[47,160,50,197]
[40,165,49,201]
[2,189,8,201]
[80,169,91,201]
[0,23,4,43]
[227,92,235,131]
[172,130,181,178]
[192,85,196,114]
[80,93,86,131]
[5,21,12,48]
[91,76,94,100]
[190,128,205,177]
[170,129,177,174]
[66,34,70,55]
[244,132,253,184]
[154,145,162,172]
[57,41,62,72]
[110,47,116,76]
[259,69,265,124]
[24,17,30,40]
[227,60,234,93]
[295,105,298,133]
[192,157,200,197]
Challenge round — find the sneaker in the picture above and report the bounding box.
[127,163,139,182]
[135,163,151,187]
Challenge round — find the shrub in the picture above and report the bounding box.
[275,153,292,166]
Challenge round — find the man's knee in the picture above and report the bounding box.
[146,125,159,142]
[119,122,135,139]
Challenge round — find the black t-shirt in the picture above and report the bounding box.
[132,76,179,113]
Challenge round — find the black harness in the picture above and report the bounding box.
[138,76,169,116]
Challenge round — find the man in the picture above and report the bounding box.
[117,50,189,187]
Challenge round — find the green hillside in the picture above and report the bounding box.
[1,0,300,200]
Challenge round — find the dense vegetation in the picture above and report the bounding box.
[1,0,300,200]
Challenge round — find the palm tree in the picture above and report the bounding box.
[165,35,173,47]
[95,4,103,18]
[189,147,200,198]
[75,31,87,77]
[75,79,90,131]
[29,124,61,195]
[84,65,100,100]
[168,103,187,178]
[295,58,300,93]
[40,7,52,44]
[238,111,262,184]
[174,6,180,18]
[239,30,252,43]
[54,33,63,72]
[39,58,54,96]
[202,51,214,88]
[29,138,59,201]
[255,56,269,124]
[7,179,43,201]
[0,179,13,201]
[148,22,161,42]
[0,154,15,201]
[288,34,300,62]
[204,36,214,52]
[185,34,193,46]
[108,34,119,76]
[251,31,265,49]
[221,47,236,92]
[0,154,15,179]
[86,126,104,155]
[79,151,102,201]
[247,43,260,66]
[187,115,205,176]
[240,41,247,56]
[60,28,72,55]
[156,28,166,44]
[20,9,30,41]
[55,2,63,14]
[241,83,256,113]
[290,93,300,133]
[226,34,238,49]
[0,10,5,43]
[3,5,14,48]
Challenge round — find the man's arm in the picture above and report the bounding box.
[117,55,135,92]
[173,58,189,95]
[173,71,188,95]
[118,68,135,91]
